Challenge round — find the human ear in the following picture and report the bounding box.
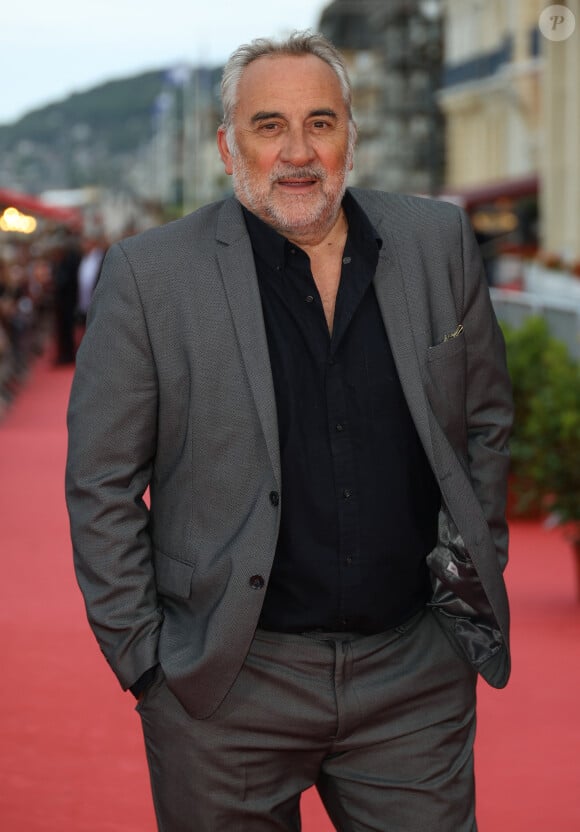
[217,127,234,175]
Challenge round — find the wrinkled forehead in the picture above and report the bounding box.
[234,54,349,122]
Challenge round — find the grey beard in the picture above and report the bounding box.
[232,159,348,238]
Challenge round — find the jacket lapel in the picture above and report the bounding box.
[362,202,437,472]
[215,198,281,488]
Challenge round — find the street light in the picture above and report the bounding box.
[0,207,37,234]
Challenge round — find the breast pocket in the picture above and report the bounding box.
[425,331,467,441]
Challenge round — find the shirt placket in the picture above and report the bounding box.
[325,343,362,628]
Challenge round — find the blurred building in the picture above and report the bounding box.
[439,0,580,355]
[128,66,225,215]
[439,0,541,189]
[438,0,542,272]
[440,0,580,268]
[541,0,580,264]
[319,0,445,194]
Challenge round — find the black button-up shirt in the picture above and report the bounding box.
[243,193,440,634]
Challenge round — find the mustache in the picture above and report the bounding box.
[269,166,327,183]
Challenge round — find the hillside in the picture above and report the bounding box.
[0,70,169,193]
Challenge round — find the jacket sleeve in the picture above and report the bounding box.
[458,207,513,572]
[65,242,162,690]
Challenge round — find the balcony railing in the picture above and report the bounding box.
[443,37,513,87]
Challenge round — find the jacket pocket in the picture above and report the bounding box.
[427,327,466,363]
[153,548,195,600]
[424,331,467,445]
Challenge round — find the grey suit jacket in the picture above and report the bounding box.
[66,189,513,718]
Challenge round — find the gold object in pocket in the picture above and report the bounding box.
[443,324,464,342]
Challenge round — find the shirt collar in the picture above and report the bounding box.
[241,189,382,273]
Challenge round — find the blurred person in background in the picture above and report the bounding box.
[52,228,81,364]
[0,257,13,415]
[0,243,50,412]
[66,31,513,832]
[0,247,34,376]
[76,235,106,327]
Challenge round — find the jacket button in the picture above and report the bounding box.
[249,575,265,590]
[269,491,280,507]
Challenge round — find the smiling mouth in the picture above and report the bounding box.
[276,178,318,188]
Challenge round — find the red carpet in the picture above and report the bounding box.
[1,351,579,830]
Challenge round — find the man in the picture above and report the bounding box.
[66,31,513,832]
[76,234,106,325]
[52,228,81,364]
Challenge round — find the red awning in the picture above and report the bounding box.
[438,174,539,210]
[0,187,82,227]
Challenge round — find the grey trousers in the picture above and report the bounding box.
[137,608,477,831]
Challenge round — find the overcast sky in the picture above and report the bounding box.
[1,0,326,124]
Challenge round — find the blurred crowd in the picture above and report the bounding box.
[0,230,107,419]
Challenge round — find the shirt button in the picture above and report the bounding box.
[249,575,265,590]
[342,256,352,264]
[345,555,353,565]
[342,488,352,499]
[335,423,344,432]
[305,295,314,303]
[269,490,280,507]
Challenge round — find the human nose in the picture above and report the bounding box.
[279,127,315,166]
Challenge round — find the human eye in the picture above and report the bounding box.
[309,117,335,132]
[257,121,283,135]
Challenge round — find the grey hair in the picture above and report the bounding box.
[220,30,354,147]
